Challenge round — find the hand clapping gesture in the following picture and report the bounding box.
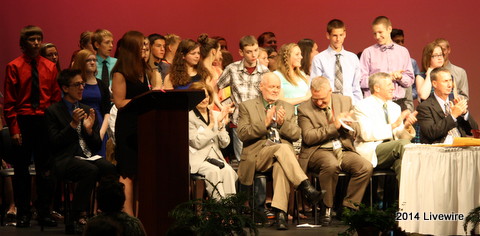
[450,98,468,118]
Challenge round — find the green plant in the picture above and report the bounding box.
[340,203,397,236]
[464,206,480,235]
[167,181,260,236]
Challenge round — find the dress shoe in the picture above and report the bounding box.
[38,215,58,227]
[321,207,332,226]
[297,180,325,205]
[16,215,31,228]
[274,209,288,230]
[5,212,17,226]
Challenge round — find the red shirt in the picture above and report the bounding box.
[4,54,61,135]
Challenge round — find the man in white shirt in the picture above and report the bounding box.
[354,72,417,181]
[311,19,363,104]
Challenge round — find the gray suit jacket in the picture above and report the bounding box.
[237,97,300,185]
[297,94,358,172]
[417,94,478,144]
[189,110,230,173]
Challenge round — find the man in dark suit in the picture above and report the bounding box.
[237,72,322,230]
[45,69,116,226]
[417,67,478,144]
[298,76,372,225]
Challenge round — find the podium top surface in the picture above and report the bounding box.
[119,89,205,115]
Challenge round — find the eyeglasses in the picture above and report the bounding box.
[86,58,97,62]
[431,54,444,59]
[69,82,86,88]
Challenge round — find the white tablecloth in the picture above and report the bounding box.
[398,144,480,235]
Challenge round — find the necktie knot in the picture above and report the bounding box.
[30,58,37,67]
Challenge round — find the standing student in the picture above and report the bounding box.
[297,38,319,76]
[434,38,469,100]
[216,35,269,162]
[359,16,414,110]
[148,33,168,83]
[40,43,61,72]
[163,39,209,90]
[311,19,363,104]
[4,25,61,227]
[92,29,117,88]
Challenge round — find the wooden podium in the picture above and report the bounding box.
[119,89,205,235]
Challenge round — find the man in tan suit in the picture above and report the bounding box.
[237,72,322,230]
[298,77,372,225]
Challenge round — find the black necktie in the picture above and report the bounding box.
[30,59,40,109]
[101,60,109,86]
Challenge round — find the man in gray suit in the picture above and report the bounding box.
[237,72,322,230]
[298,76,372,225]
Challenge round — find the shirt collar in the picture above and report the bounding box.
[238,59,268,73]
[327,46,344,56]
[96,55,111,64]
[372,94,390,105]
[23,54,40,63]
[434,92,449,112]
[377,43,395,51]
[262,97,276,109]
[63,98,79,116]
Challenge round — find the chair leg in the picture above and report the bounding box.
[312,176,318,225]
[293,190,299,225]
[64,182,74,234]
[369,177,373,209]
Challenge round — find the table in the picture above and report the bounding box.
[398,144,480,235]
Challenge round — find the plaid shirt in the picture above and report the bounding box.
[217,59,269,124]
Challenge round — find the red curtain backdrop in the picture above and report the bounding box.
[1,0,478,118]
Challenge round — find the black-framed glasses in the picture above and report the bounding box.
[431,54,444,59]
[69,82,86,88]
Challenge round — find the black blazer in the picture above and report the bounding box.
[83,78,112,117]
[417,94,478,144]
[45,101,101,176]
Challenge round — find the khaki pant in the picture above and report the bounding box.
[255,143,308,212]
[309,149,373,208]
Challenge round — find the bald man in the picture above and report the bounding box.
[237,72,322,230]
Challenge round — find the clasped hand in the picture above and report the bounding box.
[450,98,468,118]
[265,105,285,127]
[392,110,418,129]
[71,108,95,134]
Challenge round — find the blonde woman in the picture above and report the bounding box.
[274,43,311,109]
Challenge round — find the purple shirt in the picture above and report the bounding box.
[359,43,414,100]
